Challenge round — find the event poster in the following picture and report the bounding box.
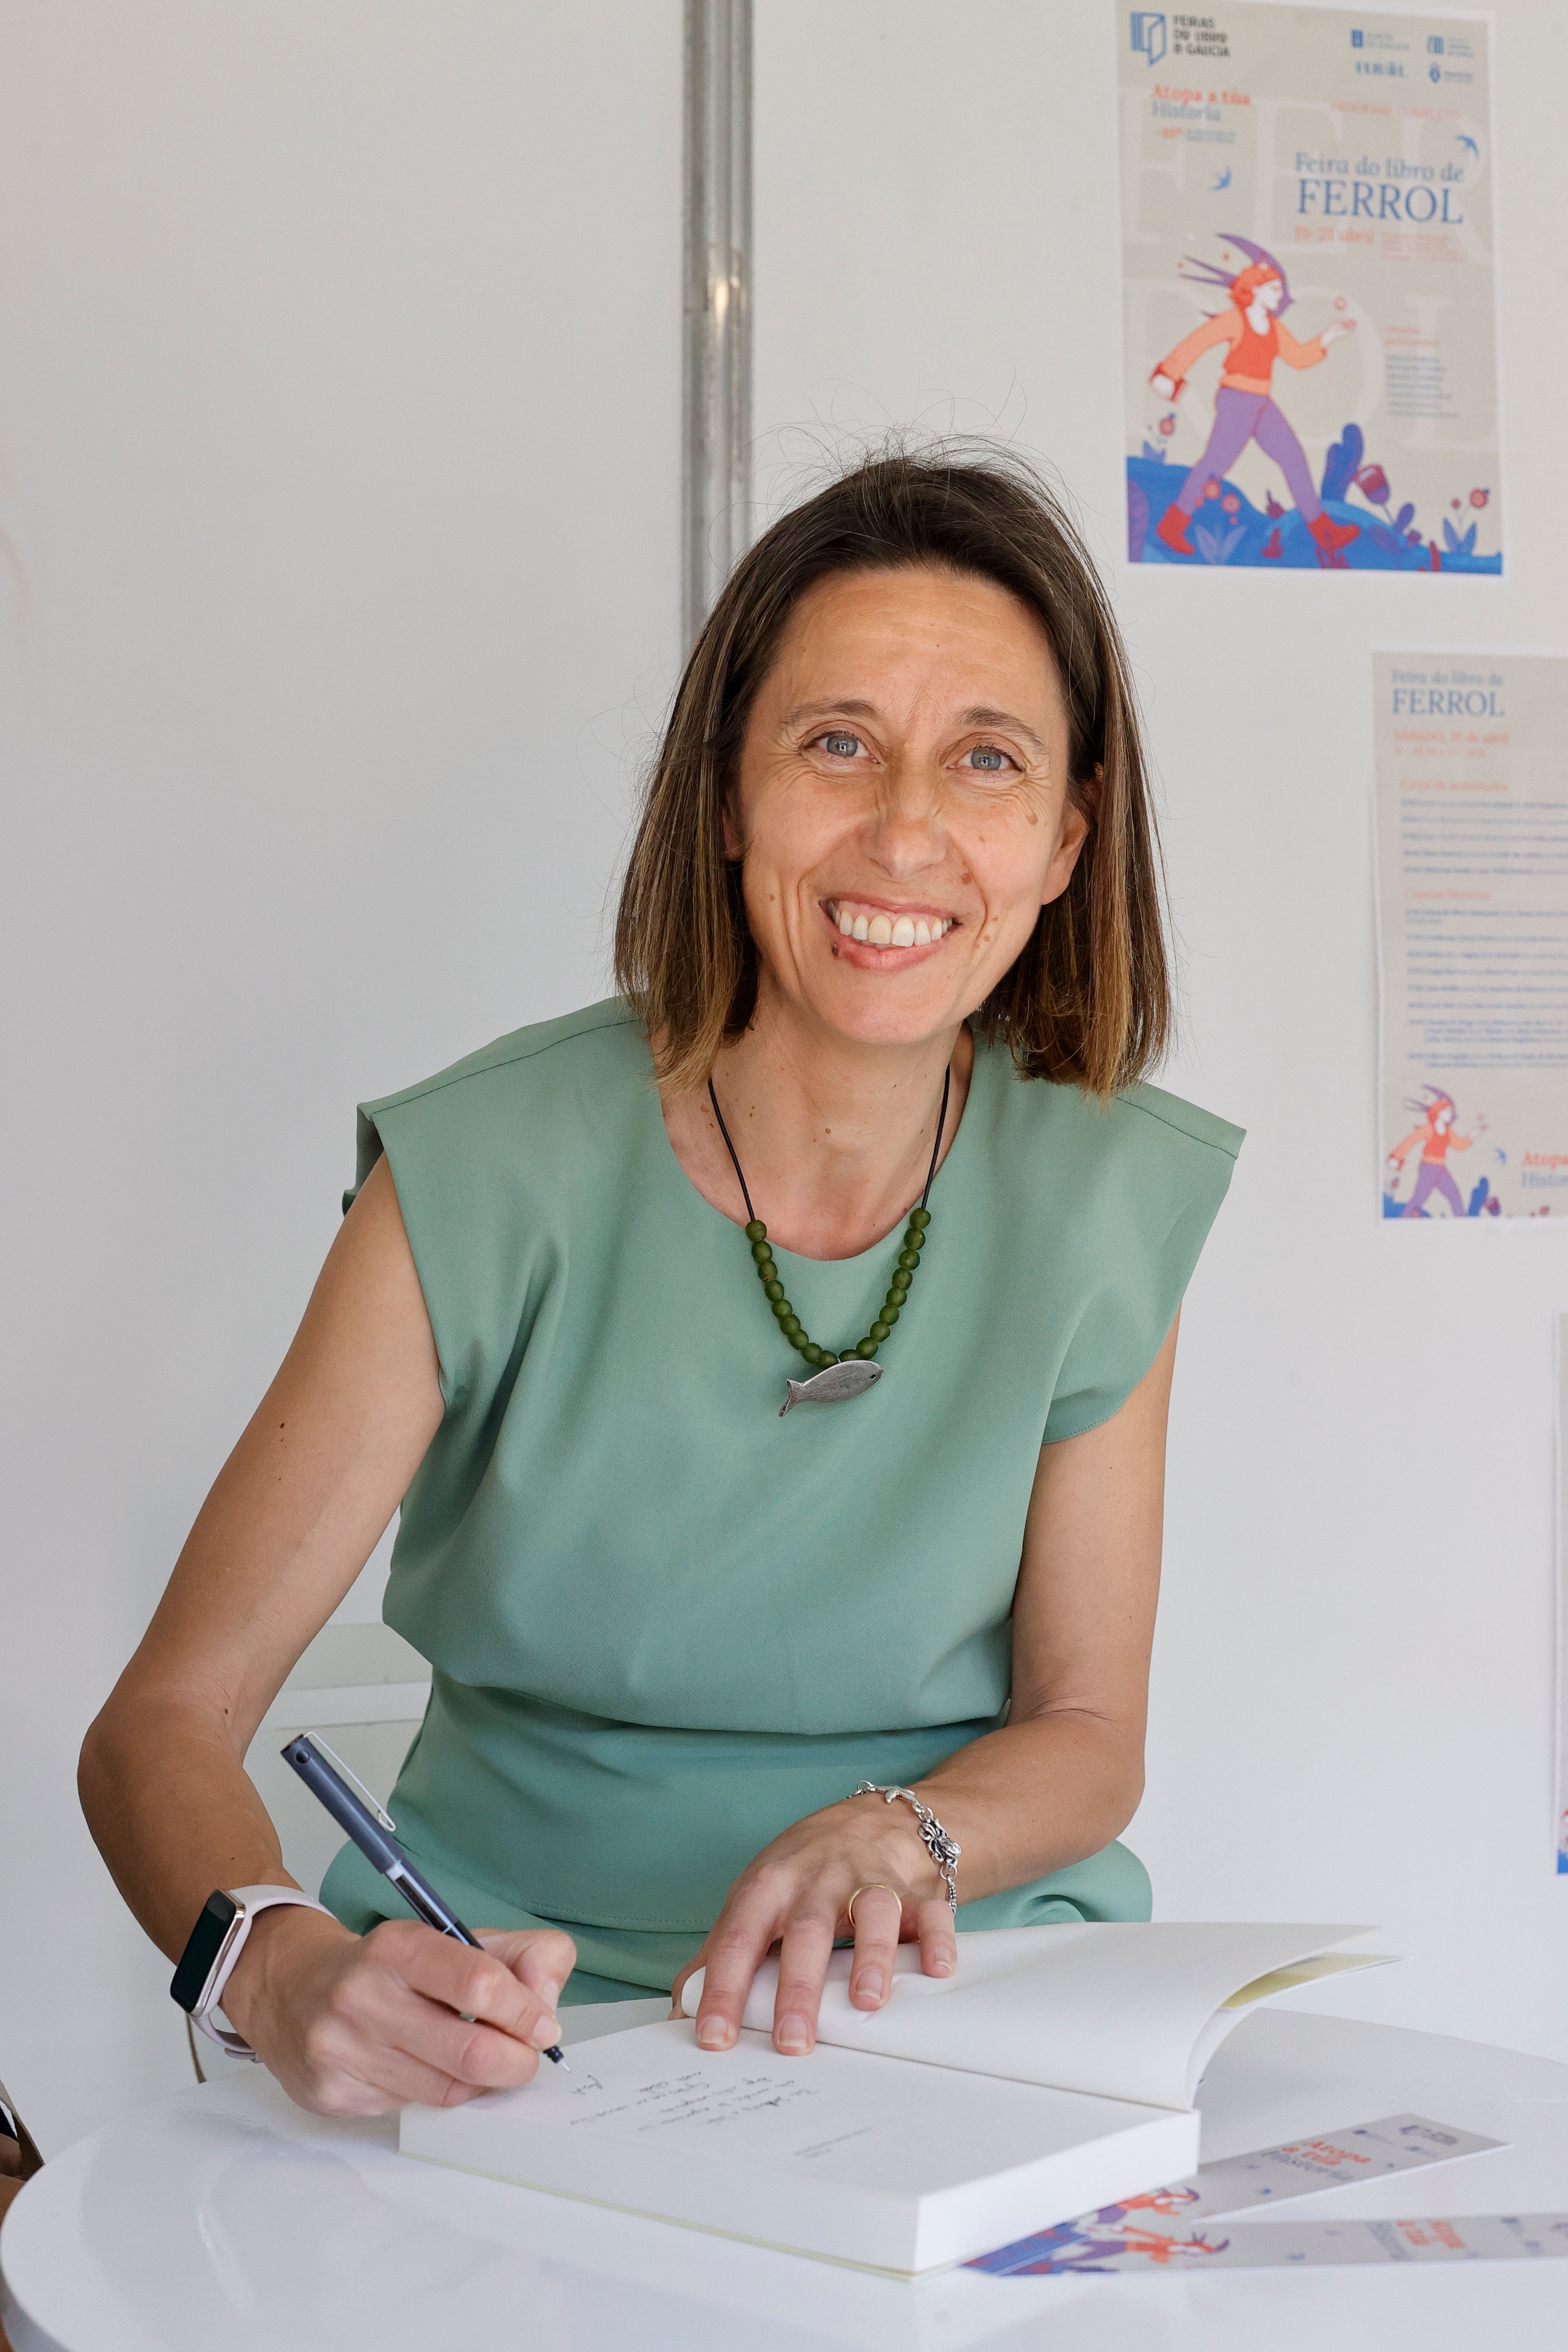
[1375,652,1568,1222]
[1118,4,1500,572]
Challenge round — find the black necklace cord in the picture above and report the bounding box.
[710,1059,953,1381]
[920,1063,952,1210]
[707,1060,952,1231]
[707,1078,757,1227]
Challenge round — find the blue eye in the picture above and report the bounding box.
[820,732,862,759]
[966,745,1010,772]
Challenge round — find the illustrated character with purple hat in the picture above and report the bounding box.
[1149,235,1359,563]
[1386,1085,1485,1219]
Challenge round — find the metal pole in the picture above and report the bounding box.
[683,0,753,646]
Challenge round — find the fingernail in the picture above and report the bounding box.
[852,1969,885,2003]
[697,2018,733,2049]
[775,2013,812,2053]
[541,1979,562,2010]
[929,1957,954,1977]
[529,2013,562,2049]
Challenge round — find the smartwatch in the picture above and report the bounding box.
[170,1886,332,2059]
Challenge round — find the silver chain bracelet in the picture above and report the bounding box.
[851,1782,961,1915]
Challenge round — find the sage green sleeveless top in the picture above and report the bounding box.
[320,999,1242,2001]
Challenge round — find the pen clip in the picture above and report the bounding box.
[305,1735,397,1832]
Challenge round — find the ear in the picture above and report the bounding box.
[1041,766,1098,906]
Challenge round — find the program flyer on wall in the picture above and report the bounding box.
[1118,4,1499,572]
[1375,652,1568,1223]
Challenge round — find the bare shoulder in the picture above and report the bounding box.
[312,1154,435,1364]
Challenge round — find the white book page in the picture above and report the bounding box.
[441,2019,1175,2198]
[401,2017,1200,2271]
[681,1924,1380,2111]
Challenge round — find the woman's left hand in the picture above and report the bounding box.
[670,1796,955,2055]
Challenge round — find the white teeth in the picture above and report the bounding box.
[833,903,953,948]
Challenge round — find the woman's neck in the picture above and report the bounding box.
[662,992,974,1262]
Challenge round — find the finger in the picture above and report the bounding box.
[328,1953,550,2091]
[692,1899,778,2052]
[410,2003,548,2091]
[318,2030,510,2114]
[914,1896,958,1982]
[293,2029,489,2119]
[378,1923,555,2041]
[771,1912,837,2054]
[366,1922,562,2052]
[847,1885,903,2011]
[295,1976,537,2115]
[670,1945,709,2021]
[477,1928,576,2015]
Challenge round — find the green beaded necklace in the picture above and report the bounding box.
[707,1064,950,1412]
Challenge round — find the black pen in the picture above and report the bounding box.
[281,1732,568,2069]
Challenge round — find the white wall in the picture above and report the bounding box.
[755,0,1568,2058]
[6,0,1566,2162]
[0,0,681,2150]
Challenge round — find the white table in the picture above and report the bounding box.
[5,2005,1568,2350]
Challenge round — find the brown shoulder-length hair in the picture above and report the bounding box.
[615,443,1171,1099]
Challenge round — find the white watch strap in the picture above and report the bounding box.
[194,1885,333,2060]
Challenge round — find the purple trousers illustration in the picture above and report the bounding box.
[1174,388,1323,521]
[1403,1161,1464,1218]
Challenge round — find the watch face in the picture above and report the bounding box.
[170,1891,242,2015]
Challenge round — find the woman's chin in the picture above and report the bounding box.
[793,971,972,1053]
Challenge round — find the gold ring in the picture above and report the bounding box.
[846,1883,901,1930]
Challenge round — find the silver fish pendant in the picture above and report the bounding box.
[779,1360,884,1415]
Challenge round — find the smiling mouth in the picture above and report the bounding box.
[824,897,957,951]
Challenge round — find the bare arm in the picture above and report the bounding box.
[912,1310,1173,1874]
[79,1158,573,2113]
[679,1316,1177,2055]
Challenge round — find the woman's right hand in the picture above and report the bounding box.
[220,1906,576,2117]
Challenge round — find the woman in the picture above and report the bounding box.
[1387,1087,1481,1219]
[1150,237,1358,561]
[80,449,1241,2117]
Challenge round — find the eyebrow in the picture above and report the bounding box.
[777,700,880,729]
[959,705,1048,755]
[779,699,1048,755]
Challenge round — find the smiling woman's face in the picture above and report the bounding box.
[726,564,1089,1052]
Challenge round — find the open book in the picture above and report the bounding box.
[401,1923,1390,2276]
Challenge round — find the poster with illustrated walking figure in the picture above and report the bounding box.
[1118,5,1499,572]
[1374,652,1568,1224]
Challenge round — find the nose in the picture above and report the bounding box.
[867,752,945,878]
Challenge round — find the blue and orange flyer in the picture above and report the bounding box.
[1118,5,1499,573]
[1374,652,1568,1224]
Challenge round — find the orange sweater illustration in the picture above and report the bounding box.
[1157,309,1330,399]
